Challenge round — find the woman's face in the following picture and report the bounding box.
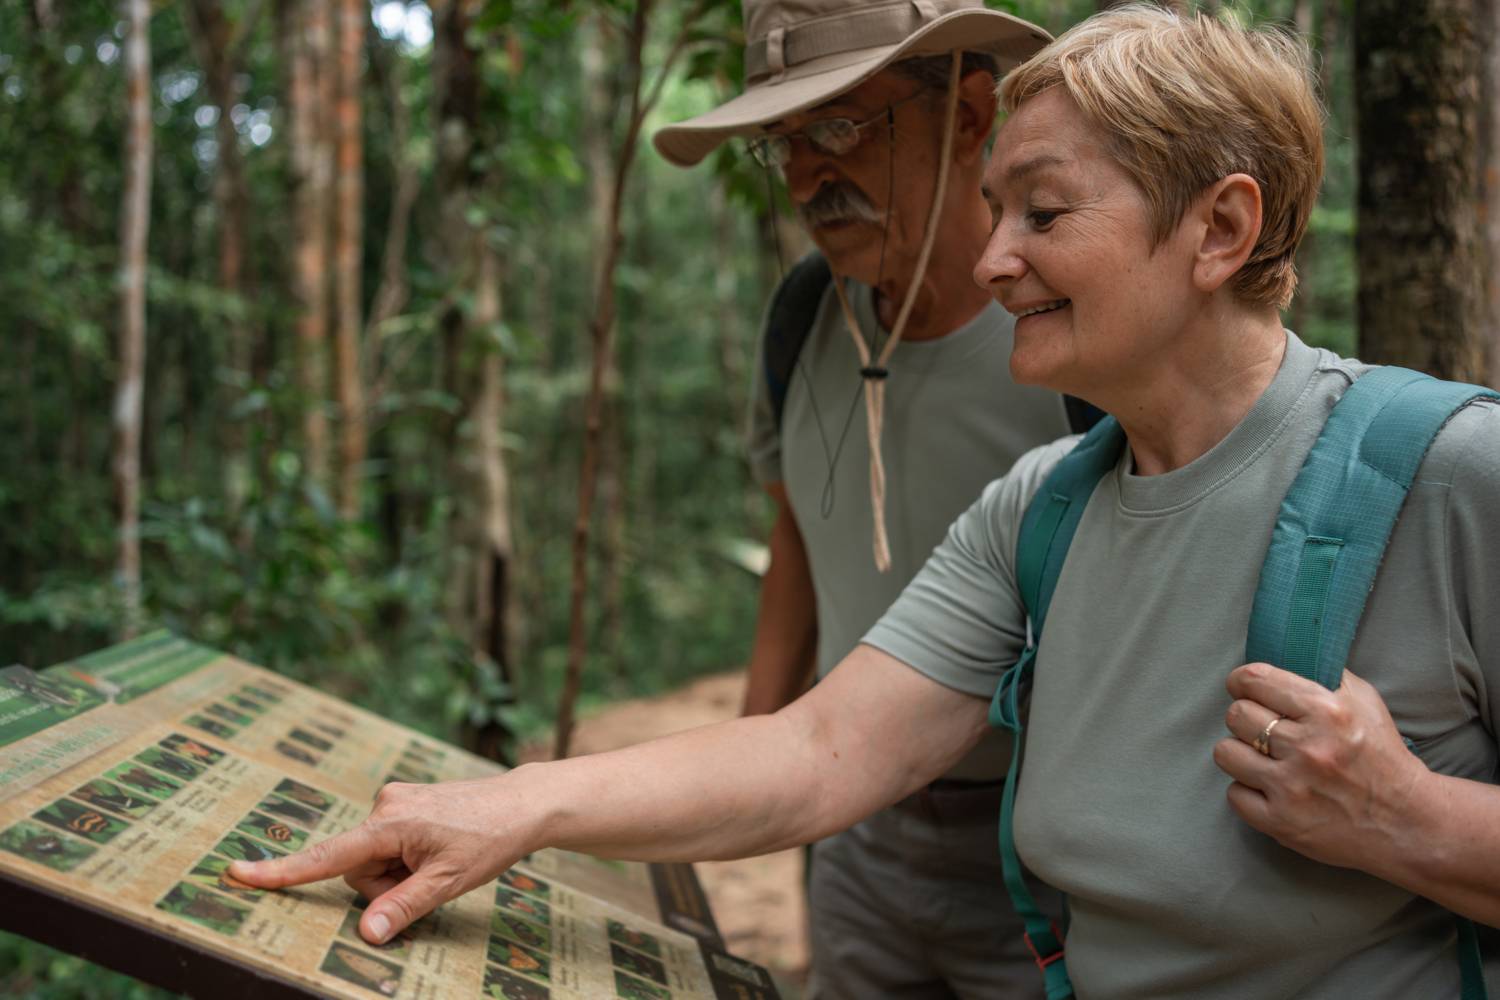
[974,88,1200,399]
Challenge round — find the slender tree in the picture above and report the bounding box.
[365,33,420,369]
[469,239,517,759]
[554,0,711,759]
[334,0,367,517]
[581,13,628,675]
[115,0,154,636]
[432,0,481,629]
[1355,0,1489,383]
[284,0,335,485]
[431,0,519,759]
[182,0,261,516]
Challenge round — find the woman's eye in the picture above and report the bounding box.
[1028,209,1059,230]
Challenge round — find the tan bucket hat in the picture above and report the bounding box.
[654,0,1052,167]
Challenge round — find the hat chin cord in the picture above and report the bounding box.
[831,51,962,573]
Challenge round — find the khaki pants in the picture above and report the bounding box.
[806,786,1063,1000]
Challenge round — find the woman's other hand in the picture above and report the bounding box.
[1213,661,1430,874]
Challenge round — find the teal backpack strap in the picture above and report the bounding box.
[990,416,1126,1000]
[1246,366,1499,998]
[1246,366,1499,683]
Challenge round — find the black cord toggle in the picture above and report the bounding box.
[860,366,889,381]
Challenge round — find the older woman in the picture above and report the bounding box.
[234,8,1500,997]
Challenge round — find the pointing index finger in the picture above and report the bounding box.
[229,824,389,889]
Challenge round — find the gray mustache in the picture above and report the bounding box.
[797,184,881,228]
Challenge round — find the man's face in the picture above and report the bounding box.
[768,71,941,283]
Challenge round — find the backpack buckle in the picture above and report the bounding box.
[1024,922,1066,970]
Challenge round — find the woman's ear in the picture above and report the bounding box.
[1192,173,1263,294]
[953,70,1000,166]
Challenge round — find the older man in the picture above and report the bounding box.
[656,2,1070,996]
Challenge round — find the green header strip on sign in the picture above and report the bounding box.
[0,665,109,748]
[45,630,222,704]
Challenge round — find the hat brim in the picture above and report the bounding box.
[653,8,1051,167]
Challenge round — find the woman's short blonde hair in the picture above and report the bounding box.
[1001,5,1324,309]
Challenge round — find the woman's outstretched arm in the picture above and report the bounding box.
[231,644,990,945]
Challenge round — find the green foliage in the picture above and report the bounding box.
[0,935,177,1000]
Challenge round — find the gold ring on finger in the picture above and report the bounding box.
[1251,716,1283,757]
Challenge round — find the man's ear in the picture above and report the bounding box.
[952,69,1000,166]
[1191,173,1263,295]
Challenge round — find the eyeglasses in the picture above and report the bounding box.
[747,89,930,170]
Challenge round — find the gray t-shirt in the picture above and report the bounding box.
[866,332,1500,998]
[748,279,1072,780]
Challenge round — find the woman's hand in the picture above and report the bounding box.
[1212,661,1430,875]
[229,773,536,945]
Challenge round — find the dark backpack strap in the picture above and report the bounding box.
[1063,395,1106,435]
[764,252,1090,440]
[1245,366,1498,998]
[989,416,1127,1000]
[763,250,832,431]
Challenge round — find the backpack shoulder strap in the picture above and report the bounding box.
[1245,366,1500,688]
[989,415,1126,1000]
[1244,365,1498,1000]
[763,250,832,431]
[1014,416,1127,636]
[990,415,1127,738]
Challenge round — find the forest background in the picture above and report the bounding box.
[2,0,1497,994]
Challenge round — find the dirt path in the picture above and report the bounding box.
[521,672,809,993]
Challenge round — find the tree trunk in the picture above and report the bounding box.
[553,0,709,758]
[582,13,628,677]
[598,369,626,676]
[1355,0,1489,383]
[710,183,747,431]
[287,0,334,486]
[582,14,616,298]
[468,241,518,760]
[555,2,651,760]
[183,0,258,517]
[1318,0,1340,102]
[366,32,419,351]
[710,184,760,523]
[431,0,518,760]
[115,0,153,636]
[30,0,58,31]
[334,0,366,517]
[361,28,422,451]
[432,0,479,632]
[1483,0,1500,386]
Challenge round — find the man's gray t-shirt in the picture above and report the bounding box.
[866,332,1500,998]
[748,279,1072,780]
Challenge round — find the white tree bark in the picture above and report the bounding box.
[114,0,153,635]
[115,0,155,638]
